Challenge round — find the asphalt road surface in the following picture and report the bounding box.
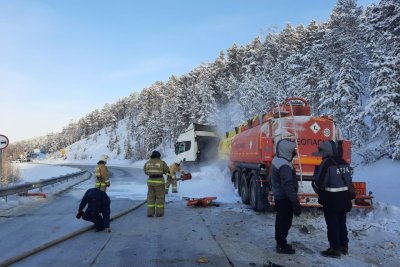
[0,166,279,267]
[2,166,398,267]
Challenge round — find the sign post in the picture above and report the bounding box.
[0,135,10,181]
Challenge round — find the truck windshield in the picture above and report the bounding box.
[175,141,191,154]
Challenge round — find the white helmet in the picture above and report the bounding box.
[100,154,109,162]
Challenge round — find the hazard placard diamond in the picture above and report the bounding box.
[310,122,321,134]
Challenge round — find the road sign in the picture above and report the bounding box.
[0,135,9,150]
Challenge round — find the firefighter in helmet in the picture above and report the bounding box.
[144,150,170,217]
[165,160,183,194]
[95,154,110,192]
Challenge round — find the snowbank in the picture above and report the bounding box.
[15,164,81,183]
[353,158,400,206]
[0,164,85,213]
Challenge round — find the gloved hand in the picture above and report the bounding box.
[76,210,84,219]
[292,200,301,216]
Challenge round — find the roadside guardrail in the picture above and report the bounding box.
[0,170,90,199]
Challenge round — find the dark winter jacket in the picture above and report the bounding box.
[271,139,299,202]
[314,140,353,213]
[79,188,111,227]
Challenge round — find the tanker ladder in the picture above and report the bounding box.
[273,99,304,184]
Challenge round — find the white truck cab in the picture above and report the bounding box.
[175,123,220,164]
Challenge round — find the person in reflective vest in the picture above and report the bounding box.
[76,187,111,232]
[165,160,182,194]
[313,140,354,258]
[95,154,110,191]
[144,150,170,217]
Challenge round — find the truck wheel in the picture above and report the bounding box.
[249,174,268,212]
[232,169,241,190]
[240,172,250,204]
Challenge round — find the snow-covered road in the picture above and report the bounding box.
[0,162,399,266]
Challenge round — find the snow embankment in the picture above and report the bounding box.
[353,158,400,206]
[15,163,81,183]
[0,164,84,213]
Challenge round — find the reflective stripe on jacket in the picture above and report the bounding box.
[314,156,352,212]
[147,177,165,186]
[144,158,169,177]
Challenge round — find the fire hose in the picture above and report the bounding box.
[0,200,146,267]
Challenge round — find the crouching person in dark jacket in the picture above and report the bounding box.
[271,139,301,254]
[76,188,111,232]
[313,140,354,258]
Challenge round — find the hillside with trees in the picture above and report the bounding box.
[8,0,400,162]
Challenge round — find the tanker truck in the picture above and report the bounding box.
[219,97,373,212]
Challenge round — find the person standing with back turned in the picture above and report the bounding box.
[271,139,301,254]
[144,150,170,217]
[95,154,110,192]
[313,140,354,258]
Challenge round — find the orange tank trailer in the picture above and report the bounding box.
[224,97,372,212]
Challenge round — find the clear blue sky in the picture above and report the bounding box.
[0,0,378,142]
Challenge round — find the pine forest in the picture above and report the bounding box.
[9,0,400,162]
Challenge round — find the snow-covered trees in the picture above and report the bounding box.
[191,66,217,124]
[334,58,368,147]
[361,0,400,159]
[365,55,400,159]
[319,0,365,113]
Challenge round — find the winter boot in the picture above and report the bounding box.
[276,244,295,254]
[340,244,348,255]
[94,227,105,232]
[320,248,341,258]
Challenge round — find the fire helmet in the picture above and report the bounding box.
[150,150,161,159]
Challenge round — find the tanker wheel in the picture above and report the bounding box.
[240,172,250,204]
[232,169,241,190]
[249,173,272,212]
